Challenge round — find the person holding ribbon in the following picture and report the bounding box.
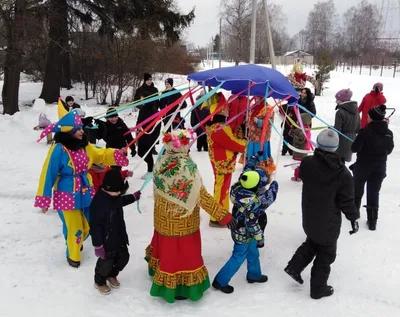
[145,129,235,303]
[34,100,129,268]
[245,96,276,177]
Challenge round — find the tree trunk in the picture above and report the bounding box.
[2,0,27,115]
[61,52,72,89]
[39,0,69,103]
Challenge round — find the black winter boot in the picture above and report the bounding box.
[310,285,334,299]
[365,206,378,231]
[212,279,234,294]
[247,275,268,283]
[284,265,304,284]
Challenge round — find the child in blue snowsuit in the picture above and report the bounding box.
[212,154,279,294]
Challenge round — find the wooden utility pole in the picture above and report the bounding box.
[263,0,276,69]
[250,0,257,64]
[219,18,222,68]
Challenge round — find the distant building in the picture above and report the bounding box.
[276,50,314,65]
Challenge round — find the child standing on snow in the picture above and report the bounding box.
[90,169,141,295]
[88,164,133,195]
[284,129,359,300]
[289,113,312,182]
[212,156,278,294]
[350,105,394,231]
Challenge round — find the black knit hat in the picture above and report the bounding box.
[165,78,173,86]
[368,104,386,121]
[103,170,125,192]
[144,73,152,81]
[106,107,118,117]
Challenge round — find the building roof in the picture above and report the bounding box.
[283,50,312,57]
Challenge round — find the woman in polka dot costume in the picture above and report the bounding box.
[35,99,129,268]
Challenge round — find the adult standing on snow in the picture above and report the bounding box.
[34,100,129,268]
[350,105,394,231]
[333,88,360,162]
[358,83,386,129]
[134,73,160,179]
[159,78,187,130]
[145,129,234,303]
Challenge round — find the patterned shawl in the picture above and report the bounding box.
[153,152,202,212]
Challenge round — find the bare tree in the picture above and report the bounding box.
[294,30,308,51]
[343,0,381,62]
[0,0,28,115]
[220,0,252,65]
[304,0,338,58]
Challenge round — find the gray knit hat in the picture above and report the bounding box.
[317,129,339,152]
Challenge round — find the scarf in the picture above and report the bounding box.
[294,72,307,83]
[153,151,202,213]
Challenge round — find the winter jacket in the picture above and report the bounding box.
[206,115,247,174]
[90,190,137,252]
[290,127,310,160]
[298,95,316,116]
[351,121,394,166]
[62,101,81,112]
[159,88,187,125]
[230,179,278,245]
[299,148,360,245]
[101,117,135,151]
[82,117,99,144]
[34,134,129,211]
[334,101,360,162]
[134,83,159,126]
[358,91,387,128]
[190,104,210,136]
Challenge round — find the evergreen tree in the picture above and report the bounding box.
[315,51,333,96]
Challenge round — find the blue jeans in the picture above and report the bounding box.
[215,239,262,286]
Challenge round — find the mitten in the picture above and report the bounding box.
[133,190,141,201]
[349,221,359,235]
[95,245,105,259]
[257,241,264,248]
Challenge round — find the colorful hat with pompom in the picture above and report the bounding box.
[37,98,83,142]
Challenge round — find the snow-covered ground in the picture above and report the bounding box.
[0,64,399,317]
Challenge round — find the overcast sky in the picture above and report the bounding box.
[176,0,396,47]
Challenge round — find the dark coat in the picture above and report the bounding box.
[90,190,136,252]
[191,105,210,136]
[299,149,360,245]
[334,101,360,162]
[101,117,135,151]
[134,83,159,125]
[159,88,187,124]
[82,117,99,144]
[351,121,394,166]
[299,94,316,115]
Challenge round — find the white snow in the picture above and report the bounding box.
[0,64,399,317]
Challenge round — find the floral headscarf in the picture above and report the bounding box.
[153,129,202,212]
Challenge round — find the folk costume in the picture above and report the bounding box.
[286,63,317,91]
[34,99,129,267]
[206,93,247,225]
[245,97,276,177]
[145,129,233,303]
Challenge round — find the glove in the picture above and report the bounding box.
[94,245,105,259]
[257,241,264,248]
[133,190,141,201]
[349,221,359,235]
[125,170,133,177]
[226,217,237,231]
